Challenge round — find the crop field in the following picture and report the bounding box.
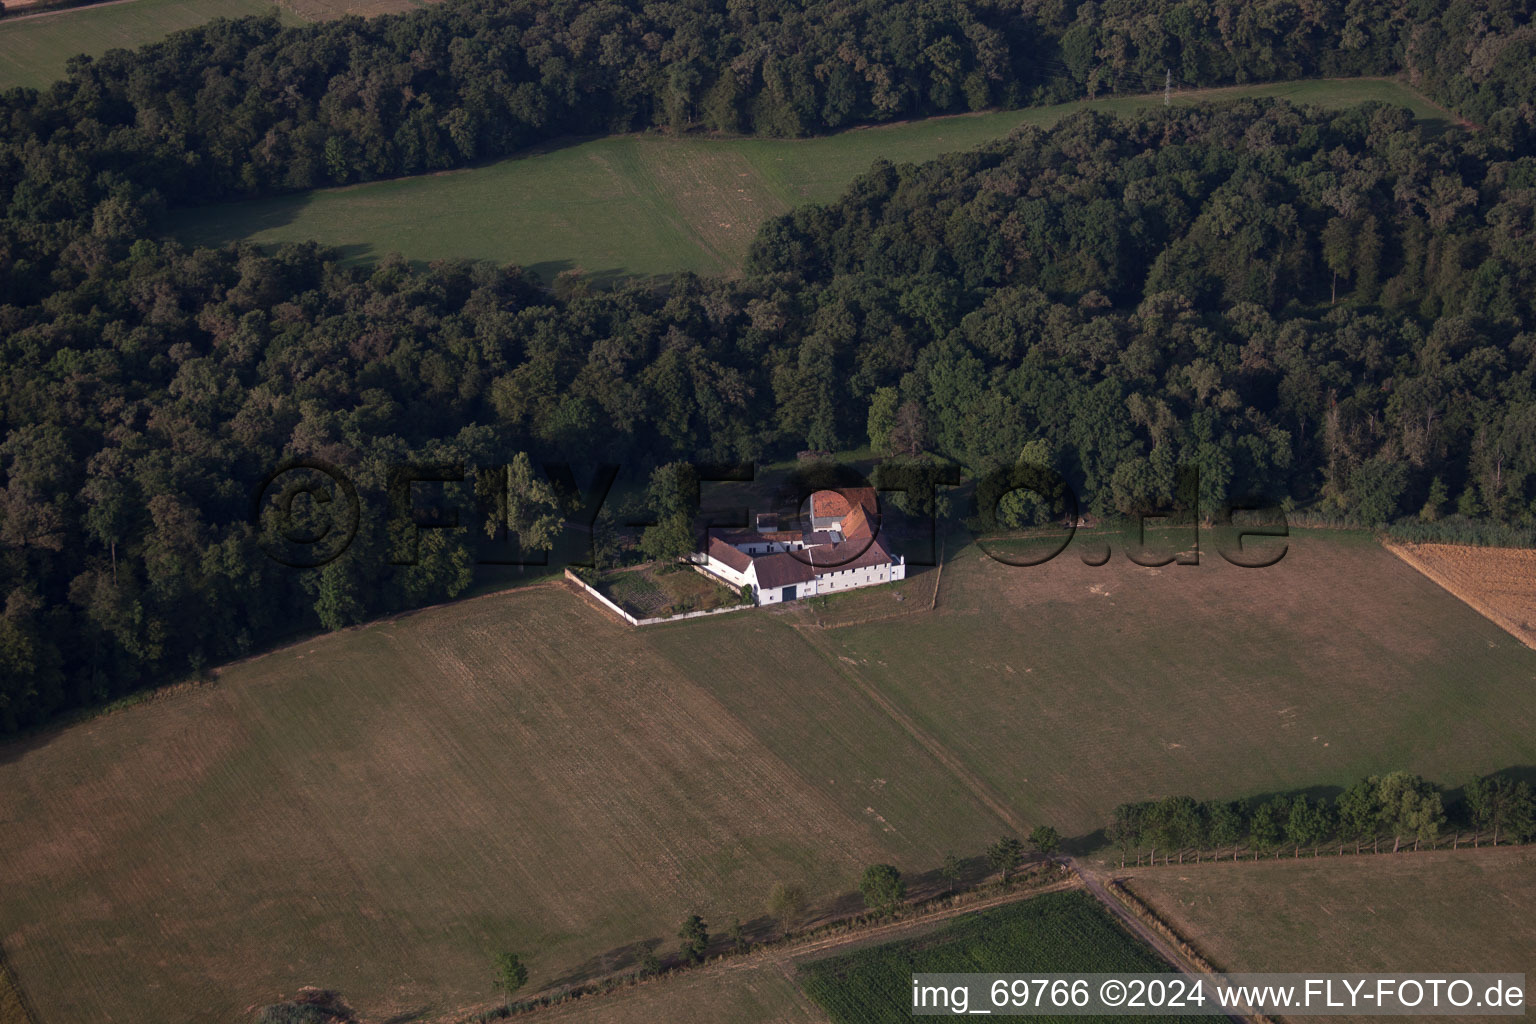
[1387,541,1536,649]
[1122,846,1536,976]
[0,0,298,92]
[524,961,825,1024]
[2,532,1534,1023]
[168,78,1447,281]
[800,890,1194,1024]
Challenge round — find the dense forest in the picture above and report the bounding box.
[753,102,1536,520]
[1,0,1535,732]
[4,0,1536,301]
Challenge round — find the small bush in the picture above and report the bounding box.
[257,1004,335,1024]
[255,988,352,1024]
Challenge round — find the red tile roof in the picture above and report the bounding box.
[810,487,877,520]
[840,503,874,541]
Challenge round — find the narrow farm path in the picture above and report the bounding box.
[1069,859,1254,1024]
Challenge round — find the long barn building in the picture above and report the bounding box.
[694,489,905,604]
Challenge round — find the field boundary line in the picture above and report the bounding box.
[1110,832,1533,872]
[929,535,946,610]
[1383,540,1535,649]
[789,621,1028,836]
[767,877,1079,969]
[0,940,40,1024]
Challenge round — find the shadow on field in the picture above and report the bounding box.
[527,258,641,290]
[329,242,378,265]
[1063,828,1108,857]
[379,1009,431,1023]
[163,189,318,250]
[1441,765,1536,818]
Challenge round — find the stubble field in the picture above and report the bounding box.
[827,531,1536,840]
[1387,541,1536,649]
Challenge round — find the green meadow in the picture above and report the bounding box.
[169,78,1448,281]
[0,0,297,92]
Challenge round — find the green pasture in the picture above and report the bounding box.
[168,78,1448,281]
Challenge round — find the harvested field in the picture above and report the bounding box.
[1122,846,1536,977]
[0,584,999,1024]
[1386,541,1536,649]
[513,963,826,1024]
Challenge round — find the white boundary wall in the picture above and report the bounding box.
[565,569,755,627]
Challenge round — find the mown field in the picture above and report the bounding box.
[0,582,1001,1024]
[0,0,298,92]
[168,78,1448,281]
[825,530,1536,842]
[1123,846,1536,976]
[800,890,1195,1024]
[2,532,1533,1023]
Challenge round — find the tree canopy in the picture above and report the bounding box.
[2,0,1536,734]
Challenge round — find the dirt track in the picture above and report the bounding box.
[1069,861,1252,1024]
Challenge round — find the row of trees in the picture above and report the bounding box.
[649,837,1063,975]
[489,777,1522,1007]
[1108,771,1536,865]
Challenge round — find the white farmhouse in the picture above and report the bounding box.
[695,489,905,604]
